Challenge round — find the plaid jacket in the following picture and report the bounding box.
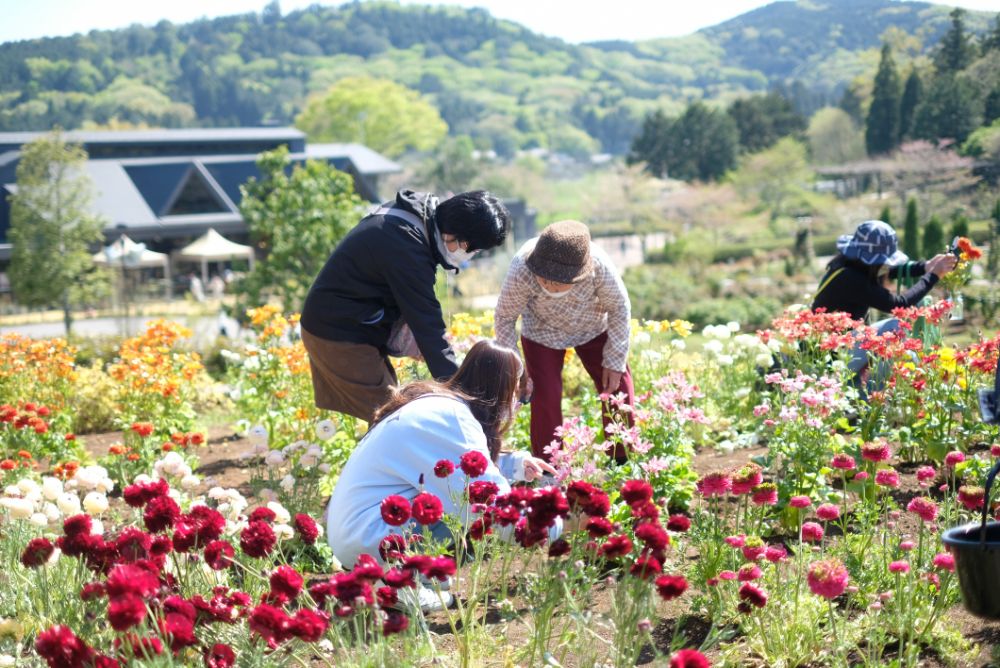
[495,238,631,372]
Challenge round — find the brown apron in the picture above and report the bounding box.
[300,327,397,423]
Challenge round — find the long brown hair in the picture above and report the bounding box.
[370,340,522,460]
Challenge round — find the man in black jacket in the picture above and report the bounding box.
[300,189,510,422]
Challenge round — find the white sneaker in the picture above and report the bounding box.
[420,574,454,591]
[396,584,454,613]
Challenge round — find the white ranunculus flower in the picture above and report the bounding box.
[315,419,336,441]
[299,453,318,468]
[157,452,185,476]
[267,501,291,525]
[43,502,61,522]
[29,512,49,527]
[279,475,296,492]
[257,488,278,504]
[96,478,115,494]
[17,479,40,497]
[83,492,108,515]
[318,463,332,474]
[41,477,63,501]
[671,339,686,350]
[703,339,724,355]
[0,497,33,520]
[716,354,734,366]
[208,487,227,500]
[755,353,774,368]
[3,485,21,497]
[181,475,200,490]
[264,450,285,467]
[253,442,270,456]
[726,321,741,332]
[133,474,153,485]
[0,653,17,666]
[91,519,104,535]
[632,331,651,345]
[56,492,81,516]
[248,425,269,447]
[273,523,294,541]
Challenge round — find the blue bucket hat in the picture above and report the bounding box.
[836,220,908,266]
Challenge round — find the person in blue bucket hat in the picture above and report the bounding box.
[812,219,957,393]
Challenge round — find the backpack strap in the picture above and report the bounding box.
[813,267,845,302]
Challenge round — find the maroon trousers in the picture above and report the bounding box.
[521,331,635,461]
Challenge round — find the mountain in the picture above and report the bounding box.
[0,0,995,155]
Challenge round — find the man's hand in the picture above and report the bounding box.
[522,456,556,482]
[601,367,623,394]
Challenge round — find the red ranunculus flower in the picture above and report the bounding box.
[547,538,571,558]
[63,514,93,538]
[108,593,147,631]
[248,604,292,648]
[424,556,456,581]
[270,565,304,600]
[204,643,237,668]
[667,514,692,532]
[81,582,107,601]
[586,517,614,538]
[115,527,152,563]
[248,507,277,524]
[21,537,55,568]
[433,459,456,478]
[620,479,654,505]
[123,479,169,508]
[35,625,95,668]
[670,648,710,668]
[161,611,197,651]
[380,495,412,526]
[131,422,155,437]
[378,534,408,562]
[293,513,320,544]
[289,608,328,642]
[635,523,670,551]
[105,563,160,600]
[204,540,235,570]
[383,610,409,636]
[655,574,688,601]
[598,534,633,559]
[630,555,662,580]
[143,495,181,534]
[411,492,444,525]
[240,521,277,559]
[459,451,489,477]
[468,480,500,504]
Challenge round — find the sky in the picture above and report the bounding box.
[1,0,998,46]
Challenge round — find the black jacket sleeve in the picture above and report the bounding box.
[864,272,939,313]
[380,229,459,380]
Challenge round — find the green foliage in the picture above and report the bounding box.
[899,69,923,140]
[923,214,945,255]
[913,75,982,144]
[415,135,482,193]
[727,92,806,154]
[903,198,920,258]
[628,102,738,182]
[865,44,901,155]
[949,213,970,240]
[806,107,865,164]
[295,76,448,158]
[960,118,1000,159]
[879,205,892,226]
[8,131,110,335]
[933,8,976,73]
[236,147,365,311]
[729,138,812,221]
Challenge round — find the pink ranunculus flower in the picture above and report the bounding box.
[932,553,955,572]
[801,522,824,543]
[789,495,812,509]
[696,472,731,498]
[816,504,840,521]
[861,440,891,463]
[888,560,910,574]
[830,453,856,470]
[907,496,938,523]
[808,558,849,599]
[874,468,899,488]
[943,451,966,468]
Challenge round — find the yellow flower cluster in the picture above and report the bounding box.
[633,319,693,337]
[248,305,295,342]
[108,320,203,398]
[0,333,78,408]
[451,310,496,341]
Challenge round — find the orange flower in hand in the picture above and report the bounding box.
[957,237,982,261]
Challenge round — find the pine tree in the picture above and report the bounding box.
[879,205,892,227]
[923,215,945,257]
[934,8,975,73]
[866,44,902,156]
[9,133,110,334]
[950,214,970,241]
[913,77,981,144]
[899,69,923,141]
[987,198,1000,280]
[982,14,1000,54]
[903,198,920,259]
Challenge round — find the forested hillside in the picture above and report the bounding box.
[0,0,994,155]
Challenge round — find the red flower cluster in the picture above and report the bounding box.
[380,495,411,526]
[293,513,320,544]
[240,520,277,559]
[411,492,444,525]
[459,450,489,477]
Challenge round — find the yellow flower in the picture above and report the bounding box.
[671,319,694,337]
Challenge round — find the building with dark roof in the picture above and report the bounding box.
[0,127,401,263]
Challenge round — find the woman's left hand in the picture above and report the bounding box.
[523,456,557,482]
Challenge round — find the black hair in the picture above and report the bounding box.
[435,191,510,252]
[827,254,883,283]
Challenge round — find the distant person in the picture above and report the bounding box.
[494,220,634,462]
[208,274,226,300]
[812,220,956,389]
[325,340,557,610]
[300,190,510,423]
[188,273,205,302]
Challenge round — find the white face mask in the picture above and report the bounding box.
[435,230,475,269]
[540,284,573,298]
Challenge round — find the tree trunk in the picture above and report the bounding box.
[62,291,73,337]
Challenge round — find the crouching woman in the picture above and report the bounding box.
[325,340,556,576]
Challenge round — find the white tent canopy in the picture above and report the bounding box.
[94,234,170,270]
[175,228,255,284]
[93,234,172,298]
